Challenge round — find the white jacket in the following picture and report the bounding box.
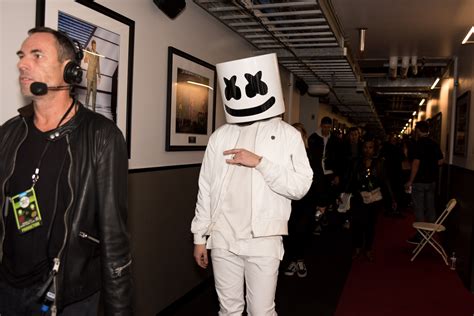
[191,117,313,244]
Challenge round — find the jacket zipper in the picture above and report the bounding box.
[51,134,74,308]
[0,118,28,262]
[79,231,100,244]
[112,259,132,278]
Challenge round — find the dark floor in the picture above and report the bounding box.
[158,214,353,316]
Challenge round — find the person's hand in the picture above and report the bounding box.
[224,148,262,168]
[193,244,208,269]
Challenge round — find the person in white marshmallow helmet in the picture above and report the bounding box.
[191,53,313,315]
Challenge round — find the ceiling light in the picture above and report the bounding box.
[413,111,417,116]
[419,99,425,106]
[430,77,440,90]
[409,119,412,123]
[462,26,474,44]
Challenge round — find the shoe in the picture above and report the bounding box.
[313,225,322,236]
[352,248,361,260]
[296,261,307,278]
[365,250,374,262]
[406,235,421,245]
[343,220,351,229]
[284,262,297,276]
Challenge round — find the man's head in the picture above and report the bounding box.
[17,27,79,97]
[320,116,332,137]
[415,120,430,138]
[348,127,360,144]
[91,40,96,51]
[362,137,376,158]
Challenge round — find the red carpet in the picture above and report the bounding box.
[335,212,474,316]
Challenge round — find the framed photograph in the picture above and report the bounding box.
[166,47,216,151]
[36,0,134,156]
[454,91,470,156]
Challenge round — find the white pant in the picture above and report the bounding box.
[211,248,280,316]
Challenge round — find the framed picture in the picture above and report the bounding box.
[166,47,216,151]
[454,91,470,156]
[36,0,134,156]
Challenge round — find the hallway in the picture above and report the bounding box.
[159,209,474,316]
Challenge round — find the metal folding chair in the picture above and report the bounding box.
[410,198,457,265]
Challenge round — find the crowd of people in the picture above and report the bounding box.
[283,116,440,276]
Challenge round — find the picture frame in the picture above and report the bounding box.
[36,0,135,157]
[454,91,470,156]
[166,47,216,151]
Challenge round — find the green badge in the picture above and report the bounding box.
[10,187,42,233]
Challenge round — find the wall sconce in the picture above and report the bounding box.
[400,56,410,79]
[359,28,367,53]
[389,56,398,80]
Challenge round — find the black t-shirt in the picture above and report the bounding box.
[0,118,70,288]
[412,137,443,183]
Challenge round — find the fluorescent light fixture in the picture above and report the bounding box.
[419,99,425,106]
[430,77,440,90]
[462,26,474,44]
[359,28,367,52]
[413,111,417,116]
[187,81,214,90]
[409,118,412,123]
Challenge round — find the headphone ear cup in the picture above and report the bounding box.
[63,61,83,84]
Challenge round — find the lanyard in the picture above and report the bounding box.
[31,99,76,187]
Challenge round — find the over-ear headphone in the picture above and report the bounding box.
[63,37,84,85]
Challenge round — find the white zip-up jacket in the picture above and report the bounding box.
[191,117,313,244]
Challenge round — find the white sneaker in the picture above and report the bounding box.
[296,261,307,278]
[284,262,297,276]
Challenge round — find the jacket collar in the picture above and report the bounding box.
[18,101,87,142]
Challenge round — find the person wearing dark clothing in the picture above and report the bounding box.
[0,27,132,315]
[284,123,314,278]
[344,138,396,261]
[405,121,443,244]
[380,132,404,217]
[307,117,341,233]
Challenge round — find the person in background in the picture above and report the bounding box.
[308,116,341,235]
[380,132,404,217]
[191,54,313,315]
[283,123,314,278]
[344,137,396,262]
[405,120,443,244]
[0,27,132,315]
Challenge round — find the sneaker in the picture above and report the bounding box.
[406,235,421,245]
[284,262,297,276]
[296,261,307,278]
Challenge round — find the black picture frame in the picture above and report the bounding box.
[454,91,470,156]
[36,0,134,157]
[166,47,217,151]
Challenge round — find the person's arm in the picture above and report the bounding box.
[405,159,420,189]
[97,54,101,82]
[254,130,313,200]
[96,124,133,314]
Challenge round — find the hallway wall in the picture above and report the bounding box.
[0,1,300,314]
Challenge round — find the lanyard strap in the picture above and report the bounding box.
[31,99,76,187]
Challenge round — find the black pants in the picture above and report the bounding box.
[0,280,100,316]
[284,201,314,261]
[351,196,381,251]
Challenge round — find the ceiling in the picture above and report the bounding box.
[192,0,474,134]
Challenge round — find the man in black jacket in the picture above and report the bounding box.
[0,27,132,315]
[307,117,341,231]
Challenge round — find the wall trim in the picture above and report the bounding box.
[129,163,201,174]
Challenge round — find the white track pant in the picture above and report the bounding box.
[211,248,279,316]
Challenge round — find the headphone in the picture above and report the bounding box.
[62,36,84,85]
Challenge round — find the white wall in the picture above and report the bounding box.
[0,0,297,169]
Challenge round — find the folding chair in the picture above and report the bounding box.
[410,198,457,265]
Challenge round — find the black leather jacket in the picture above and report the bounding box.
[0,103,133,314]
